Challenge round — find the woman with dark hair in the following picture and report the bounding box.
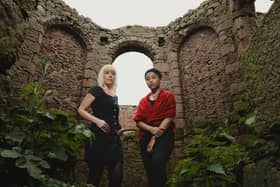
[78,64,123,187]
[134,68,176,187]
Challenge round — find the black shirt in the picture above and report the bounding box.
[84,86,122,161]
[88,86,121,133]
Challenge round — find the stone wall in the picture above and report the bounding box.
[2,0,258,125]
[241,0,280,186]
[167,0,257,122]
[0,0,262,186]
[0,0,38,73]
[178,28,228,121]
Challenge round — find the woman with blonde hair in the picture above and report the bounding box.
[78,64,123,187]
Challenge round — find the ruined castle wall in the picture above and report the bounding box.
[4,0,258,128]
[1,0,260,186]
[177,27,229,121]
[5,0,101,114]
[241,1,280,186]
[166,0,256,122]
[0,0,37,73]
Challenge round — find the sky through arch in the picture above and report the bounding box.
[113,52,153,105]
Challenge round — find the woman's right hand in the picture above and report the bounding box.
[96,119,110,133]
[147,136,156,153]
[150,126,165,138]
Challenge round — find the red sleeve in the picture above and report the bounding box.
[164,92,176,118]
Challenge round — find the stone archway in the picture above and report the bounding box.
[110,39,156,62]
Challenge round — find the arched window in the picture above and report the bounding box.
[113,52,153,105]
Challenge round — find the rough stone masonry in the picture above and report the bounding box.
[1,0,279,186]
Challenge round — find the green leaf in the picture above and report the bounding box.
[220,131,235,142]
[39,160,50,169]
[22,82,36,97]
[47,152,56,159]
[18,114,35,123]
[53,147,68,161]
[179,168,188,176]
[239,116,246,123]
[83,129,95,139]
[15,157,27,168]
[39,111,55,120]
[44,90,55,97]
[207,164,226,175]
[27,164,42,179]
[5,131,26,143]
[12,146,23,152]
[51,108,69,117]
[245,116,255,126]
[25,154,42,161]
[24,149,33,155]
[192,128,203,134]
[1,149,22,158]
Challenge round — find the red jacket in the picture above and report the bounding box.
[134,90,176,141]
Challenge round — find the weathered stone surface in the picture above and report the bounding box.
[241,1,280,186]
[244,161,280,187]
[226,62,240,74]
[2,0,276,186]
[178,28,228,121]
[241,0,280,136]
[0,0,38,73]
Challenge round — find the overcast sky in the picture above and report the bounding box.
[62,0,273,105]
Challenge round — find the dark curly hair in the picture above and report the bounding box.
[144,68,162,79]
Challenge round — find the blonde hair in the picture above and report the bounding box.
[97,64,117,93]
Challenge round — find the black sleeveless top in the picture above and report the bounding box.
[84,86,122,161]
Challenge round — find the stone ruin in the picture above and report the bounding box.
[1,0,279,186]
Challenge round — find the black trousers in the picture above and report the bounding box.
[140,128,174,187]
[87,160,123,187]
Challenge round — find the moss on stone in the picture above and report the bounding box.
[0,0,37,73]
[240,0,280,135]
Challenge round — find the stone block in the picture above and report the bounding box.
[155,63,170,72]
[82,79,95,88]
[221,43,236,56]
[226,62,240,74]
[230,82,245,95]
[84,69,96,78]
[174,119,185,128]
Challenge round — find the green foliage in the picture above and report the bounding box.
[168,121,252,187]
[122,130,138,142]
[1,147,50,179]
[39,175,95,187]
[0,55,94,186]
